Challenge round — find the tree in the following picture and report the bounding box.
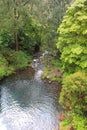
[0,0,31,51]
[57,0,87,74]
[0,0,72,53]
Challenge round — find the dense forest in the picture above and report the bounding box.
[0,0,71,79]
[0,0,87,130]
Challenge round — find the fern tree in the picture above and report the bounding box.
[57,0,87,74]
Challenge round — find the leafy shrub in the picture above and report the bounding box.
[60,113,87,130]
[0,53,14,79]
[12,51,31,69]
[0,30,14,47]
[0,53,8,66]
[73,113,87,130]
[51,59,62,68]
[1,48,32,69]
[59,72,87,115]
[0,48,32,79]
[10,51,30,69]
[0,54,8,77]
[42,68,62,83]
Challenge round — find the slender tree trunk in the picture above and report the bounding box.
[14,31,18,51]
[14,0,19,51]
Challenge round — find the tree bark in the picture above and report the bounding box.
[14,0,19,51]
[14,31,18,51]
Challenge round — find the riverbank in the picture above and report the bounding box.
[42,54,63,83]
[0,50,63,130]
[0,51,60,130]
[58,115,74,130]
[0,47,32,80]
[42,68,62,83]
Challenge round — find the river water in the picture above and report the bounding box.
[0,52,61,130]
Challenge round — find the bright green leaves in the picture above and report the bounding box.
[60,44,87,73]
[57,0,87,74]
[73,113,87,130]
[71,45,83,55]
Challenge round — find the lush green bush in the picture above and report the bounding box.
[0,53,14,79]
[12,51,31,69]
[57,0,87,74]
[0,53,8,77]
[0,30,14,48]
[59,72,87,115]
[59,71,87,130]
[60,113,87,130]
[1,48,31,69]
[51,59,62,69]
[73,113,87,130]
[42,55,62,82]
[0,48,31,79]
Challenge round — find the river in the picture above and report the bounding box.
[0,52,61,130]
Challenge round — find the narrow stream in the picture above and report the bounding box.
[0,52,61,130]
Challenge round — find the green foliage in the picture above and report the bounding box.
[73,113,87,130]
[57,0,87,74]
[42,68,62,82]
[42,54,63,82]
[12,51,31,69]
[0,0,43,53]
[30,0,71,54]
[0,48,31,79]
[2,48,31,69]
[0,53,8,77]
[0,53,14,79]
[61,117,72,126]
[59,71,87,130]
[59,72,87,115]
[19,19,42,54]
[61,113,87,130]
[0,30,14,47]
[50,59,62,68]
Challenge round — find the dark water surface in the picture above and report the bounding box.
[0,53,61,130]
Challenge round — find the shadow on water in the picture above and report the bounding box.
[0,52,61,130]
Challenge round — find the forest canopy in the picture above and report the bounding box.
[0,0,71,79]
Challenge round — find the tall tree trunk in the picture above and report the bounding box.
[14,31,18,51]
[14,0,19,51]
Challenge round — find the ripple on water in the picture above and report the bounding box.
[0,52,60,130]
